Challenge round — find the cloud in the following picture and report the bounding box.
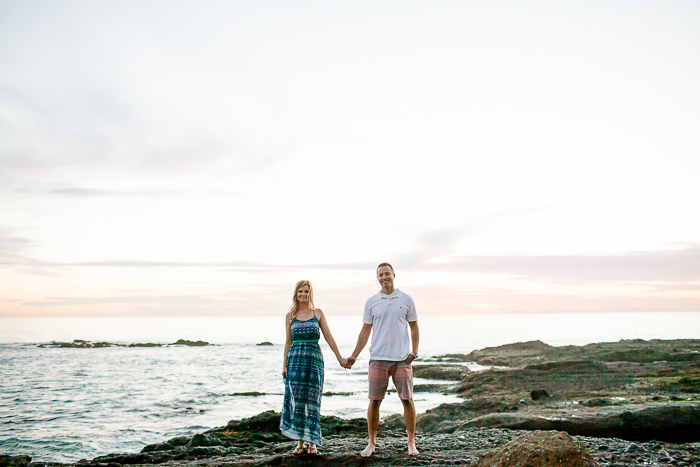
[0,226,41,265]
[416,245,700,284]
[4,232,698,286]
[398,226,472,267]
[21,293,217,308]
[0,226,76,276]
[45,187,210,198]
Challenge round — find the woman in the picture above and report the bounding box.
[280,280,347,454]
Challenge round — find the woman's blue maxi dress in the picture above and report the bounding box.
[280,312,324,446]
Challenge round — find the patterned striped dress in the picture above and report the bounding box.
[280,312,324,445]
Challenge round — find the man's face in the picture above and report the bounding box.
[376,266,395,290]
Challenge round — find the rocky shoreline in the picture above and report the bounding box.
[4,338,699,467]
[8,411,698,467]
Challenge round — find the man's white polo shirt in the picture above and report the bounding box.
[363,288,417,361]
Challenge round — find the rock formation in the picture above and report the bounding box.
[472,430,599,467]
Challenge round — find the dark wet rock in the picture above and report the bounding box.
[91,453,158,465]
[413,384,453,393]
[624,442,644,452]
[412,364,469,381]
[458,402,700,442]
[446,340,700,443]
[229,391,267,396]
[322,392,355,396]
[423,353,472,362]
[454,355,699,401]
[394,398,522,434]
[257,342,274,346]
[167,436,190,446]
[319,416,369,436]
[472,430,599,467]
[458,340,554,367]
[140,443,176,453]
[51,340,92,348]
[187,433,223,448]
[225,410,280,433]
[41,340,164,348]
[580,397,623,407]
[525,360,607,373]
[185,446,226,458]
[141,442,177,452]
[530,389,551,401]
[0,455,31,467]
[172,339,209,346]
[427,398,519,419]
[453,339,700,369]
[272,453,368,467]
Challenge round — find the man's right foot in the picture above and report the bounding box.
[360,442,376,457]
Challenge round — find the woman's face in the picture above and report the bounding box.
[296,286,310,304]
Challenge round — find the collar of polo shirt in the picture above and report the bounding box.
[380,289,403,299]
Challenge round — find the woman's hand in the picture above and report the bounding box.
[282,366,288,378]
[338,356,348,368]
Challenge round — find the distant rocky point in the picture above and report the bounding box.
[38,339,211,348]
[172,339,209,346]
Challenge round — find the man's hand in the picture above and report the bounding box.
[405,352,417,364]
[344,356,356,369]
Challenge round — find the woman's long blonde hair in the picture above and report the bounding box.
[290,280,314,319]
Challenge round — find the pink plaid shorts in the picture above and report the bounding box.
[368,359,413,400]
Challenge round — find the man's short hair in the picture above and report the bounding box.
[376,262,394,273]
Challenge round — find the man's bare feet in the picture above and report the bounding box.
[408,441,419,457]
[360,442,376,457]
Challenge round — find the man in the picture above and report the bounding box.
[345,263,420,457]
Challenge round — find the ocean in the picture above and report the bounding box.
[1,312,699,463]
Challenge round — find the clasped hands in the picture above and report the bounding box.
[337,356,356,369]
[338,353,414,369]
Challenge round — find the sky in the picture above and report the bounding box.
[1,0,699,317]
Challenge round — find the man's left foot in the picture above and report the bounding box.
[408,442,419,457]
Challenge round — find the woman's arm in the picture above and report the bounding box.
[282,313,292,378]
[316,309,347,367]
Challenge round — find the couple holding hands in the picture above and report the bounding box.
[280,263,420,458]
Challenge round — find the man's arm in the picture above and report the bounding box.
[345,323,372,368]
[406,320,419,364]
